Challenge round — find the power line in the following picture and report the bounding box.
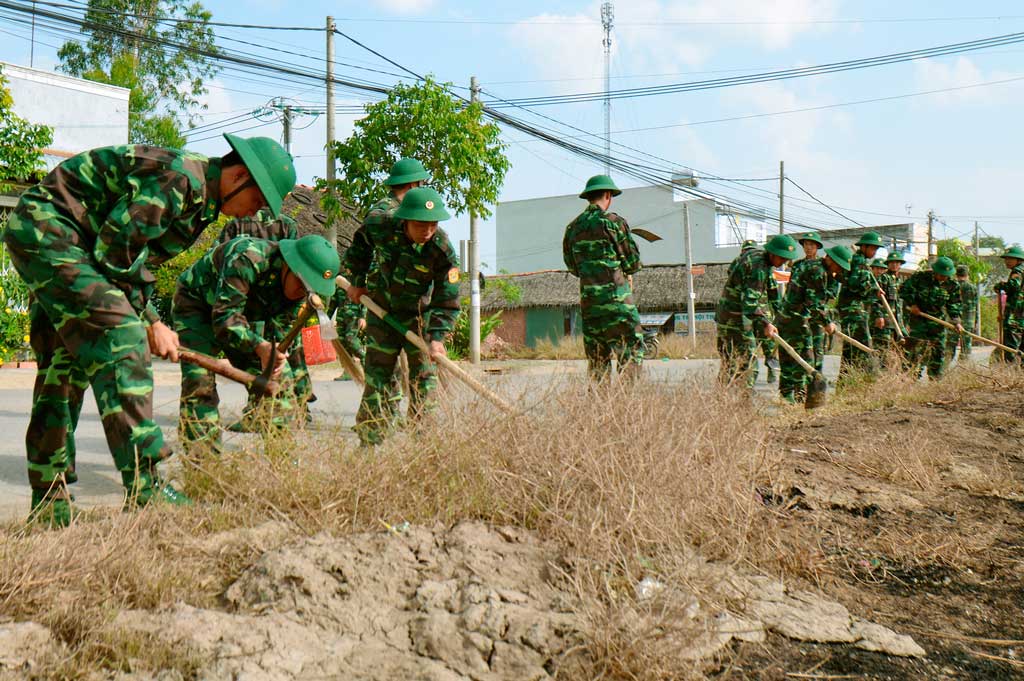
[328,14,1024,27]
[785,177,864,228]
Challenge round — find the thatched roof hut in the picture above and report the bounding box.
[281,185,361,254]
[466,263,729,311]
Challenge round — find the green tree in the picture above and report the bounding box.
[320,77,509,221]
[0,66,54,191]
[58,0,218,146]
[935,238,989,282]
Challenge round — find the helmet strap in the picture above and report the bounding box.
[222,176,259,205]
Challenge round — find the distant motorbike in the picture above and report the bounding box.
[642,329,660,359]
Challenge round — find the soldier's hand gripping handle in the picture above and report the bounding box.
[147,321,180,362]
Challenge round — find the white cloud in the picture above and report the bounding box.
[913,56,1016,106]
[371,0,436,14]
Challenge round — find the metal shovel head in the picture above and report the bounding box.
[315,307,338,341]
[631,228,663,242]
[805,372,828,410]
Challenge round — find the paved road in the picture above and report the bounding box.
[2,348,987,522]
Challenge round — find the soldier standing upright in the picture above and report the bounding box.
[994,246,1024,363]
[875,251,906,366]
[173,236,338,450]
[836,232,884,385]
[946,264,976,362]
[344,187,460,446]
[563,175,645,381]
[742,239,779,382]
[776,245,850,403]
[902,256,963,379]
[716,234,799,389]
[3,133,295,525]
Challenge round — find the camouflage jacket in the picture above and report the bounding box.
[11,145,221,323]
[997,263,1024,322]
[901,270,963,325]
[345,193,400,289]
[330,279,365,332]
[562,204,641,317]
[342,217,460,342]
[956,279,977,318]
[715,248,777,331]
[218,208,298,244]
[836,251,879,318]
[177,237,301,353]
[877,271,901,309]
[777,258,834,327]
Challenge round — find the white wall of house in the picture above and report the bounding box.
[496,185,769,273]
[2,62,130,169]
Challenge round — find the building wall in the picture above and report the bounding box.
[525,308,565,347]
[496,186,762,273]
[492,308,526,346]
[2,62,130,169]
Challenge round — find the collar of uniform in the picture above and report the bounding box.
[203,157,224,221]
[585,204,603,214]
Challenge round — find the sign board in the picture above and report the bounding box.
[674,311,716,335]
[690,265,706,276]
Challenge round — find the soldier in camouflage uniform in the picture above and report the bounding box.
[776,245,850,402]
[716,234,799,389]
[563,175,644,381]
[836,232,884,386]
[330,275,367,381]
[902,256,963,379]
[875,251,906,368]
[945,265,976,362]
[344,187,460,445]
[994,246,1024,364]
[791,232,834,373]
[216,210,316,425]
[2,133,295,525]
[173,235,337,450]
[742,240,781,383]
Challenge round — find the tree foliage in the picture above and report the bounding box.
[935,238,989,282]
[58,0,218,146]
[0,66,54,190]
[321,77,509,221]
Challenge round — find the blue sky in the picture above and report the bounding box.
[4,0,1024,269]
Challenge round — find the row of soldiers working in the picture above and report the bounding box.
[2,134,461,526]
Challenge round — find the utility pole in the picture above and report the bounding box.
[30,1,35,68]
[469,76,482,365]
[325,16,337,247]
[927,209,935,263]
[684,203,696,352]
[975,221,982,334]
[601,1,614,173]
[281,105,292,154]
[778,160,785,234]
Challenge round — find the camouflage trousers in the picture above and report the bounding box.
[355,312,437,445]
[944,327,972,363]
[837,311,876,386]
[3,215,168,495]
[777,317,812,402]
[237,321,313,419]
[905,321,948,379]
[339,322,366,361]
[172,293,305,451]
[872,326,904,370]
[997,320,1023,364]
[581,313,645,382]
[716,323,758,389]
[810,324,828,373]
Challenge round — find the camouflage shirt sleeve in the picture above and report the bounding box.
[210,247,271,353]
[424,235,462,342]
[742,256,774,325]
[93,171,194,320]
[944,280,963,324]
[562,227,579,276]
[606,213,642,275]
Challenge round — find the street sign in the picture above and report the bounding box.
[690,265,706,276]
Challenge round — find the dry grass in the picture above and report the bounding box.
[506,331,719,360]
[0,377,801,679]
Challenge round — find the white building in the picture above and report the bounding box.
[2,62,130,173]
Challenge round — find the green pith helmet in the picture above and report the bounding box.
[798,231,824,247]
[279,235,340,298]
[741,239,758,251]
[385,157,430,186]
[764,234,799,260]
[886,251,907,264]
[855,231,884,247]
[579,174,622,199]
[932,256,956,277]
[824,244,853,271]
[223,134,296,218]
[394,186,452,222]
[870,258,886,268]
[1001,245,1024,260]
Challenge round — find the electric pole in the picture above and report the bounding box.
[325,16,337,247]
[601,2,614,173]
[469,76,482,365]
[927,209,935,263]
[684,203,696,352]
[778,160,785,234]
[282,106,292,154]
[975,221,982,333]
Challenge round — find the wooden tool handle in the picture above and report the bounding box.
[278,304,313,353]
[336,275,516,415]
[771,332,818,377]
[834,329,875,354]
[875,286,905,340]
[179,349,279,395]
[916,310,1020,354]
[330,338,366,386]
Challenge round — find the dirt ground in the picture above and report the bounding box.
[716,387,1024,679]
